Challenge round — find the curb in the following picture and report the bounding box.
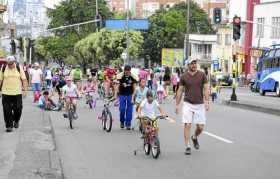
[221,100,280,116]
[47,111,66,179]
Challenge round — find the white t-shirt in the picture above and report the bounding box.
[62,84,78,97]
[157,81,164,92]
[140,99,159,119]
[30,68,43,83]
[45,70,52,80]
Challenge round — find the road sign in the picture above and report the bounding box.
[105,19,149,30]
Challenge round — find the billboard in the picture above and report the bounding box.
[161,48,184,67]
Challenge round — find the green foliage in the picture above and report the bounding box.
[34,36,75,62]
[39,0,113,65]
[74,29,144,67]
[143,2,213,64]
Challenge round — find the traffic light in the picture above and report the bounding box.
[213,8,222,24]
[233,16,241,41]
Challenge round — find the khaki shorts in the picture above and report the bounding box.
[182,102,206,125]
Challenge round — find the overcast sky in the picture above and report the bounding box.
[44,0,62,8]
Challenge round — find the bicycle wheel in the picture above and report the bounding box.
[144,143,151,155]
[151,136,160,159]
[105,110,113,132]
[101,111,107,130]
[68,110,74,129]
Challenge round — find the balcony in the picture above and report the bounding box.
[0,4,7,14]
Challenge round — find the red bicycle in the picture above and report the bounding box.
[134,115,174,159]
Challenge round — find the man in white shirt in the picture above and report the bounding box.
[30,62,43,93]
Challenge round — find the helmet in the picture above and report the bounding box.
[65,76,72,81]
[75,64,80,68]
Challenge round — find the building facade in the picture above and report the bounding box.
[110,0,183,18]
[250,0,280,75]
[189,34,216,74]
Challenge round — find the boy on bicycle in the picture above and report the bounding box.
[62,76,80,119]
[138,90,165,120]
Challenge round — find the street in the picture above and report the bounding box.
[47,95,280,179]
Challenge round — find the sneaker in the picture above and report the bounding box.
[120,122,124,129]
[126,127,131,130]
[191,135,200,150]
[6,127,13,133]
[14,122,19,129]
[185,147,191,155]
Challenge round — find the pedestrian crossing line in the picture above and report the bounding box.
[203,131,234,144]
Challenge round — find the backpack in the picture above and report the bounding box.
[0,63,22,91]
[73,69,81,80]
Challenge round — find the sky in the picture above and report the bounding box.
[44,0,62,8]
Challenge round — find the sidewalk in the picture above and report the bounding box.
[0,95,64,179]
[219,87,280,116]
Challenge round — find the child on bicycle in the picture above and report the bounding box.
[138,90,165,136]
[134,78,149,111]
[62,76,80,119]
[138,90,165,120]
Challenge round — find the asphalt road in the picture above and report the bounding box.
[49,95,280,179]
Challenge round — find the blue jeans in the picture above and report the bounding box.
[32,83,41,91]
[119,95,133,127]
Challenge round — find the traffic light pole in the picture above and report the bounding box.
[231,41,238,101]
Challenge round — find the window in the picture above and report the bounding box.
[217,34,222,45]
[275,49,280,57]
[256,18,265,38]
[198,45,202,53]
[269,50,276,57]
[271,17,280,39]
[225,34,231,45]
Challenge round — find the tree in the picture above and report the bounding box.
[74,29,144,67]
[143,2,213,64]
[44,0,113,65]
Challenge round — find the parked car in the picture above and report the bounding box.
[218,75,233,86]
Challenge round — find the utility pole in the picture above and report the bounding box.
[184,0,190,62]
[125,0,130,65]
[95,0,100,32]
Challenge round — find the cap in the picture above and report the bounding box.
[34,62,39,66]
[124,65,131,71]
[7,56,16,63]
[187,57,197,64]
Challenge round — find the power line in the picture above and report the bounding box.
[46,19,101,31]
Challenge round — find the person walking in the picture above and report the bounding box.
[163,67,171,98]
[30,62,43,94]
[175,58,209,155]
[44,66,52,89]
[116,65,137,130]
[0,56,28,132]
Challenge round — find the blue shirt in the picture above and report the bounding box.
[135,87,148,103]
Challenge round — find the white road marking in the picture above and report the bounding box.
[203,131,234,144]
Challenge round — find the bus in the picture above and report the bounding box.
[255,47,280,96]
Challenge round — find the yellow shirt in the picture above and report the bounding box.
[0,66,26,95]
